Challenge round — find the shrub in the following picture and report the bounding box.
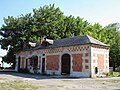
[106,72,120,77]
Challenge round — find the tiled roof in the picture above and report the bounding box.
[86,35,109,46]
[48,35,109,48]
[33,35,109,50]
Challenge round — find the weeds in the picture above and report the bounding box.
[0,80,40,90]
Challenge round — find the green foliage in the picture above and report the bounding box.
[33,4,65,39]
[104,23,120,70]
[0,4,120,69]
[2,48,16,68]
[2,48,15,63]
[106,72,120,77]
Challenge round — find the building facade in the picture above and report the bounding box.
[15,35,109,77]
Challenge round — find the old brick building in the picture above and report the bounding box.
[15,35,109,77]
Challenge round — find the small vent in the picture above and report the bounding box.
[42,54,45,56]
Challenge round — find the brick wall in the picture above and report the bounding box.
[72,54,83,71]
[98,54,104,70]
[46,55,59,70]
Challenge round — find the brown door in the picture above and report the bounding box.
[61,54,71,75]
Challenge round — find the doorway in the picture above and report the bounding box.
[33,56,38,70]
[30,56,38,70]
[18,56,21,72]
[25,59,28,70]
[42,58,45,74]
[61,54,71,75]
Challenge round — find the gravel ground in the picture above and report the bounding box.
[0,71,120,90]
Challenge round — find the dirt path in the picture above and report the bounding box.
[0,71,120,90]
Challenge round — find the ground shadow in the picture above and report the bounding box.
[0,70,82,80]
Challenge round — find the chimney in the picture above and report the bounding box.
[40,37,44,44]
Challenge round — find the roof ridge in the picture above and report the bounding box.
[85,35,109,46]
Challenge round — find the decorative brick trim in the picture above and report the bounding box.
[85,65,89,69]
[93,59,96,63]
[85,53,89,57]
[93,53,96,57]
[85,59,89,63]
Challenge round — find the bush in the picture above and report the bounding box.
[106,72,120,77]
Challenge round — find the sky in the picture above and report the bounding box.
[0,0,120,57]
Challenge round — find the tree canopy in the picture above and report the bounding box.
[0,4,120,70]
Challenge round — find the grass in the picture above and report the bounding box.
[0,80,42,90]
[106,72,120,77]
[13,84,40,90]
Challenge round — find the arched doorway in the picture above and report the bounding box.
[30,55,38,70]
[61,54,71,75]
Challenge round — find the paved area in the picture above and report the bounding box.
[0,71,120,90]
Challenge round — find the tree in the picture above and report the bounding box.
[63,15,77,38]
[0,4,66,64]
[0,4,120,70]
[33,4,65,39]
[2,48,16,68]
[0,13,34,51]
[105,23,120,71]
